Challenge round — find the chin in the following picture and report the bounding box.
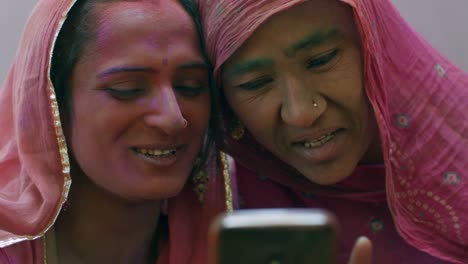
[156,184,186,199]
[150,180,188,199]
[300,166,352,186]
[123,189,183,203]
[119,179,189,202]
[305,175,343,186]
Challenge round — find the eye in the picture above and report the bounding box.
[236,76,274,91]
[307,49,339,70]
[175,85,208,98]
[105,87,145,101]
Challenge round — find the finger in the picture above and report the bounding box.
[349,236,372,264]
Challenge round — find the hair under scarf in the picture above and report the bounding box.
[198,0,468,262]
[0,0,233,263]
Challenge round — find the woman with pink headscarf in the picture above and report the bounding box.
[198,0,467,263]
[0,0,234,263]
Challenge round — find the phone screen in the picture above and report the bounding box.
[209,209,337,264]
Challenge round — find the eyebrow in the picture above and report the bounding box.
[284,28,341,56]
[224,59,273,80]
[97,61,209,78]
[97,66,155,78]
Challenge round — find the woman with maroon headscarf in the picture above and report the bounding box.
[198,0,468,263]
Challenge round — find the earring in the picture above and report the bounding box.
[192,157,209,203]
[230,118,245,141]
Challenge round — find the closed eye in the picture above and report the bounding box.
[307,49,339,70]
[105,87,145,101]
[237,76,274,91]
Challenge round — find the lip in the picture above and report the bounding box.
[131,144,187,167]
[290,127,344,144]
[290,128,346,163]
[132,143,184,150]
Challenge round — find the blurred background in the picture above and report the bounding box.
[1,0,467,85]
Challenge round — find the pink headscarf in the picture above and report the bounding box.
[199,0,468,262]
[0,0,233,263]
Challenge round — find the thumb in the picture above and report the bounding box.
[349,236,372,264]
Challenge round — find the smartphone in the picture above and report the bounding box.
[209,209,338,264]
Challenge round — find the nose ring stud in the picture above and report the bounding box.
[312,100,319,108]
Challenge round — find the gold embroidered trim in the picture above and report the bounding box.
[43,0,76,241]
[42,236,47,264]
[40,1,78,259]
[220,151,233,213]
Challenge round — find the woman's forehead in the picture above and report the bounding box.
[92,0,193,32]
[83,1,198,55]
[224,0,356,62]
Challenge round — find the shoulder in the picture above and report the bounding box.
[0,239,43,263]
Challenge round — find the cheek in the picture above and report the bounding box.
[225,93,255,125]
[324,46,365,102]
[69,111,105,164]
[68,94,124,158]
[227,93,276,141]
[185,95,211,132]
[322,66,366,119]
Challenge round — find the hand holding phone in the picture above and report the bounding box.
[208,209,338,264]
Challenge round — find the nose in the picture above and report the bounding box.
[280,75,325,127]
[144,85,187,135]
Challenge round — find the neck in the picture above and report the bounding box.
[55,175,162,264]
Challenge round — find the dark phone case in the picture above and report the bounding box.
[209,209,337,264]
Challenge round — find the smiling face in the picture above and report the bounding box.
[67,0,210,200]
[222,0,381,185]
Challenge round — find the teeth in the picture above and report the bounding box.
[136,148,177,157]
[302,132,336,148]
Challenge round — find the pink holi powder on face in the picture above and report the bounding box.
[162,58,168,66]
[150,97,159,108]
